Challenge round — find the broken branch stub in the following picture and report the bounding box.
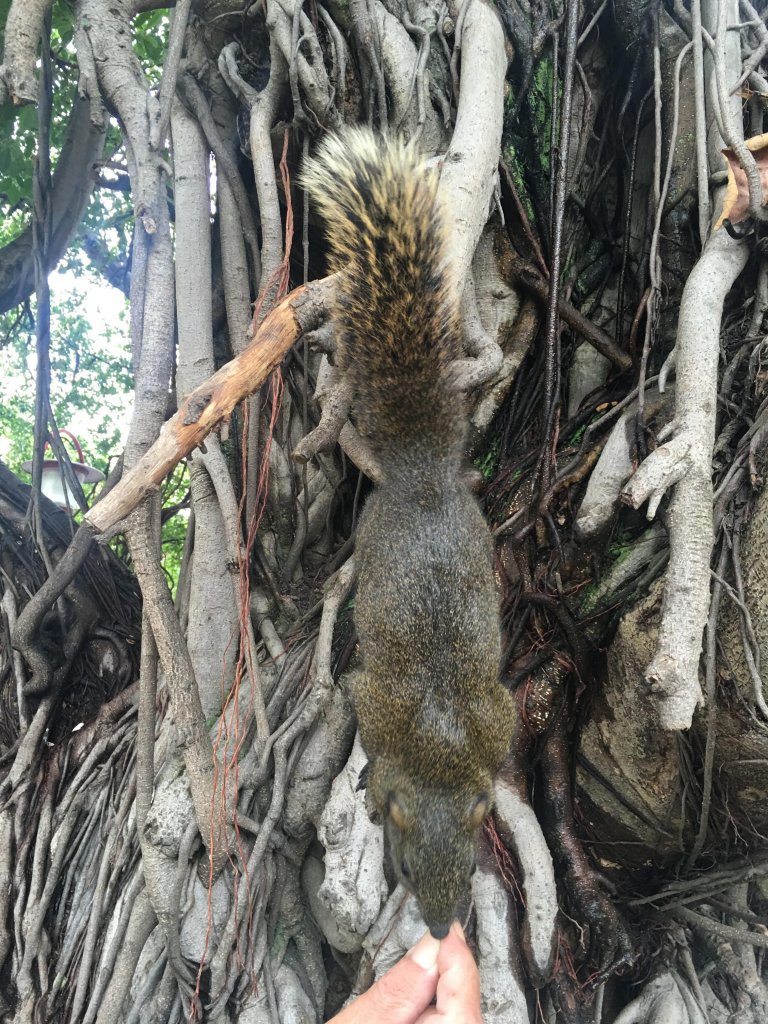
[85,278,334,535]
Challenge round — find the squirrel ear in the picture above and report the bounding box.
[387,792,408,831]
[469,793,490,829]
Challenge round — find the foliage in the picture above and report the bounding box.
[0,4,182,580]
[0,270,189,589]
[0,276,131,472]
[160,463,190,595]
[474,439,500,481]
[0,0,77,232]
[132,11,168,81]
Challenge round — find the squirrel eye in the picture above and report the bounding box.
[400,858,411,879]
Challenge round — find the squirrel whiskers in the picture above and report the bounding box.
[303,130,514,938]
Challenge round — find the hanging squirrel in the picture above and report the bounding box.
[302,130,514,939]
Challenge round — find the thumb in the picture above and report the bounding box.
[416,922,482,1024]
[330,931,441,1024]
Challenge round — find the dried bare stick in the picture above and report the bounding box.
[85,278,334,535]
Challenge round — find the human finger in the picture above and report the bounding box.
[416,922,482,1024]
[329,930,441,1024]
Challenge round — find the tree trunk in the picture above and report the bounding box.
[2,0,768,1021]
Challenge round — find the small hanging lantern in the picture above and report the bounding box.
[22,429,105,510]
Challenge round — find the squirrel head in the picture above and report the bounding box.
[368,756,491,938]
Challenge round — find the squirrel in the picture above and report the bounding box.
[302,129,514,939]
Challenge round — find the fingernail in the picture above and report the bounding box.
[450,920,465,940]
[408,931,441,971]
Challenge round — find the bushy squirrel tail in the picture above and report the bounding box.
[301,129,464,466]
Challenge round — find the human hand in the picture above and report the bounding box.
[328,921,482,1024]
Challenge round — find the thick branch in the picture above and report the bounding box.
[613,973,707,1024]
[494,777,557,985]
[472,843,530,1024]
[0,0,51,105]
[639,228,748,729]
[0,96,106,313]
[126,507,222,860]
[438,0,506,293]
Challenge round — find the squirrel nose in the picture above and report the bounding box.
[429,923,450,940]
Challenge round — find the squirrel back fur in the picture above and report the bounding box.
[301,129,464,469]
[303,130,514,939]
